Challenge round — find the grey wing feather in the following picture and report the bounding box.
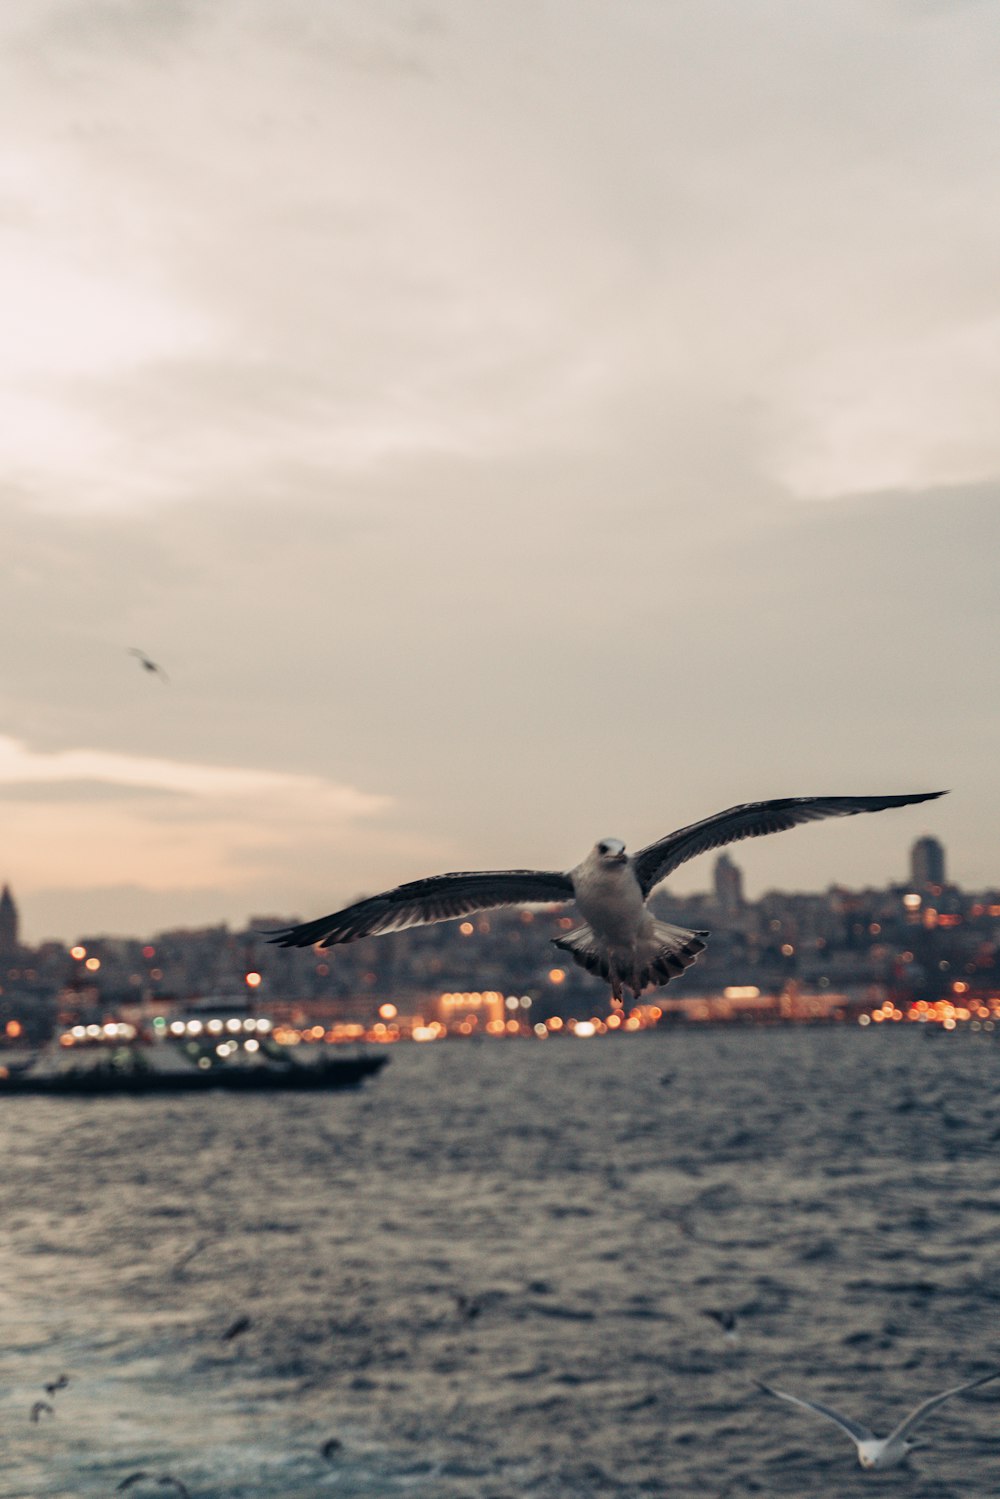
[755,1381,874,1444]
[265,869,574,948]
[888,1369,1000,1444]
[634,792,947,896]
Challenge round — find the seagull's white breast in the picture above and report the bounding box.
[570,854,648,946]
[862,1438,906,1471]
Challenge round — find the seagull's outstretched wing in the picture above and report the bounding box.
[755,1380,874,1445]
[887,1369,1000,1444]
[633,792,946,897]
[266,869,574,949]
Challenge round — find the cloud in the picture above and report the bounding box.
[0,734,396,933]
[0,734,386,806]
[1,0,997,512]
[0,777,177,803]
[0,2,996,936]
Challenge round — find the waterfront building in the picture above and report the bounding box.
[713,854,744,916]
[0,884,19,956]
[910,836,946,890]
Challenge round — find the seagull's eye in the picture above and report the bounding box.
[598,842,608,855]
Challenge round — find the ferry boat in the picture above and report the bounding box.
[0,998,388,1097]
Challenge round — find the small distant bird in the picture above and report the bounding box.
[128,648,169,682]
[453,1292,483,1322]
[267,793,945,1007]
[702,1308,739,1342]
[30,1400,54,1422]
[170,1236,210,1279]
[320,1437,343,1463]
[43,1373,69,1396]
[756,1369,1000,1470]
[222,1314,251,1342]
[118,1479,190,1498]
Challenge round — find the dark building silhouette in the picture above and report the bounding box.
[713,854,744,916]
[910,836,946,889]
[0,884,19,955]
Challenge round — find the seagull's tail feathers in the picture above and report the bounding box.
[551,924,611,979]
[641,920,709,990]
[552,921,708,996]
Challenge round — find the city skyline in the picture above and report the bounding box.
[3,3,999,942]
[0,827,972,948]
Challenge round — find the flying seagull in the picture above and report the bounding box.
[267,792,944,1006]
[221,1314,251,1342]
[702,1307,739,1343]
[128,648,169,682]
[756,1369,1000,1470]
[116,1479,190,1499]
[116,1479,191,1497]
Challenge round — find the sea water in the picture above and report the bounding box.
[0,1027,997,1498]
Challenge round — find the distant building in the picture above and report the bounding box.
[0,884,19,955]
[713,854,744,916]
[910,836,946,889]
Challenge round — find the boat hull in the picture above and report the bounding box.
[0,1053,389,1097]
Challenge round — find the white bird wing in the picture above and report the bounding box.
[755,1381,875,1444]
[265,869,574,948]
[887,1369,1000,1444]
[633,792,947,897]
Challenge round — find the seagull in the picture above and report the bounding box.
[756,1369,1000,1469]
[267,793,944,1007]
[30,1399,54,1423]
[170,1236,210,1280]
[128,648,169,682]
[453,1291,484,1322]
[702,1307,739,1342]
[116,1478,191,1497]
[221,1313,251,1342]
[43,1373,69,1396]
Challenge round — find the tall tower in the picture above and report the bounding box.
[713,854,744,917]
[0,884,19,955]
[910,836,946,889]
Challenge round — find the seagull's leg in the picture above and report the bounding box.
[609,971,624,1011]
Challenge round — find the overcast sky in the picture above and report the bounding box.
[2,0,996,943]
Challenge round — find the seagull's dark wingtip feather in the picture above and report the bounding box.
[262,930,305,948]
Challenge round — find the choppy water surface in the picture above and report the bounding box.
[1,1028,998,1498]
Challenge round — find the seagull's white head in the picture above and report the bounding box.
[594,838,627,866]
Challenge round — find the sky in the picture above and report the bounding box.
[1,0,997,943]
